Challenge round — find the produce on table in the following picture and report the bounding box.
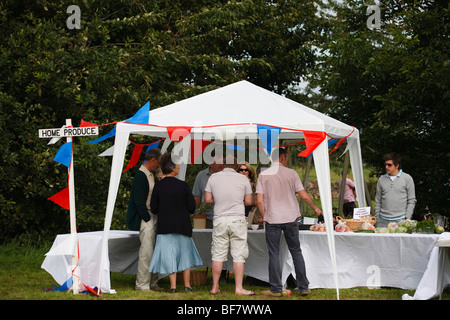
[359,221,375,231]
[335,220,350,232]
[374,219,445,234]
[436,226,445,234]
[310,222,326,232]
[396,226,407,233]
[415,220,437,234]
[398,219,417,233]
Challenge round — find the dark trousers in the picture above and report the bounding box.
[343,201,356,217]
[265,221,309,293]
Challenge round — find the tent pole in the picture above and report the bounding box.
[348,134,366,208]
[97,125,130,294]
[338,152,349,217]
[66,119,80,294]
[299,156,312,214]
[312,139,340,300]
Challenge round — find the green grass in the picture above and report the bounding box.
[0,241,448,301]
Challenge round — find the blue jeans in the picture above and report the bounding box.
[265,221,309,293]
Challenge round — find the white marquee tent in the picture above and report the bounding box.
[96,80,366,299]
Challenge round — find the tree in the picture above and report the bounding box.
[307,0,449,215]
[0,0,326,242]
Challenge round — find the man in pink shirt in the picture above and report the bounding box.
[256,148,322,297]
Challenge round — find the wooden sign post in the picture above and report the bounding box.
[39,119,98,294]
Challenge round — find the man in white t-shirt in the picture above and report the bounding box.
[205,155,254,295]
[256,148,322,297]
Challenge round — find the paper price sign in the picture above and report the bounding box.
[353,207,371,220]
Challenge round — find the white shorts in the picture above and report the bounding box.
[211,216,248,263]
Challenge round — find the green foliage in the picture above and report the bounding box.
[306,0,450,215]
[0,0,325,242]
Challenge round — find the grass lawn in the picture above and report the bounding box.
[0,241,448,302]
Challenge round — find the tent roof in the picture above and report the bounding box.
[127,80,355,139]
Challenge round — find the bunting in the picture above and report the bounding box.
[190,140,212,164]
[144,141,161,158]
[166,126,192,142]
[123,140,162,172]
[43,276,102,296]
[87,126,116,144]
[297,131,327,157]
[124,101,150,124]
[329,137,346,155]
[53,142,72,168]
[257,124,282,156]
[225,143,246,151]
[43,275,73,292]
[122,144,144,173]
[80,119,100,127]
[48,186,70,210]
[87,101,150,144]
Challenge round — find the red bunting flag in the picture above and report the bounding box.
[166,126,192,142]
[297,131,327,157]
[329,137,346,155]
[190,140,212,164]
[123,144,144,173]
[48,187,70,210]
[80,119,100,127]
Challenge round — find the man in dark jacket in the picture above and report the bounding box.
[127,148,161,291]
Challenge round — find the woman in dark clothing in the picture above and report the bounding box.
[149,153,202,293]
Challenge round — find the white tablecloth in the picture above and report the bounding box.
[41,231,140,293]
[41,230,450,298]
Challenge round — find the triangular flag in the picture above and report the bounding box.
[123,144,144,173]
[257,124,281,156]
[190,140,212,164]
[48,187,70,210]
[53,142,72,167]
[43,276,73,292]
[80,119,100,127]
[124,102,150,124]
[305,138,339,159]
[87,126,116,144]
[166,126,192,142]
[297,131,326,157]
[225,143,246,151]
[145,141,160,154]
[329,137,346,155]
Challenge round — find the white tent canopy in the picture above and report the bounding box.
[97,80,366,299]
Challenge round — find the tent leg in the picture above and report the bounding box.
[338,152,350,217]
[299,156,312,214]
[312,140,339,300]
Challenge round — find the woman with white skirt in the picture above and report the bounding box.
[149,153,203,293]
